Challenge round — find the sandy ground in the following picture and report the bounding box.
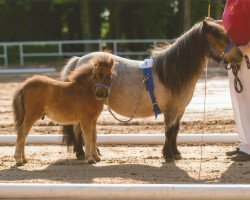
[1,145,250,184]
[0,64,249,184]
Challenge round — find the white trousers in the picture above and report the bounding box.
[228,52,250,154]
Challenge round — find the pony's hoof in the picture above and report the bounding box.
[22,159,28,164]
[174,154,182,160]
[97,148,102,156]
[76,155,85,160]
[94,157,101,162]
[87,159,96,164]
[16,162,24,167]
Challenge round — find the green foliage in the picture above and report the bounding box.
[0,0,225,65]
[0,0,225,42]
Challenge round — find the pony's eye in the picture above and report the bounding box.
[211,29,222,39]
[106,75,111,80]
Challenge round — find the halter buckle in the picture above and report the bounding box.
[209,42,234,64]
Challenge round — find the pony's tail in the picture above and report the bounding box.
[12,87,25,132]
[60,56,80,81]
[62,125,75,150]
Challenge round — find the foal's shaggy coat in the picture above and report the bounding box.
[13,56,113,166]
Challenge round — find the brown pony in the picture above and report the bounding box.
[13,55,113,166]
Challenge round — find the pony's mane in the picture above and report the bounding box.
[152,21,209,93]
[68,62,93,82]
[150,42,173,57]
[68,55,112,82]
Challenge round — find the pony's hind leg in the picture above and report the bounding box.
[21,142,27,164]
[80,121,95,164]
[14,128,26,166]
[91,120,101,162]
[73,124,85,160]
[14,109,43,166]
[14,121,33,166]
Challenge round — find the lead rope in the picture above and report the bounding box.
[106,81,144,123]
[198,63,208,180]
[245,55,250,69]
[198,1,211,180]
[225,55,250,93]
[225,64,243,93]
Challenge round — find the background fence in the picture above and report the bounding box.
[0,39,171,66]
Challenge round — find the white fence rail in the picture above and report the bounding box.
[0,39,168,66]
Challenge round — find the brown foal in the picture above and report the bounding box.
[13,55,113,166]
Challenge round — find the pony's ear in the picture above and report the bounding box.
[202,20,210,32]
[108,58,113,67]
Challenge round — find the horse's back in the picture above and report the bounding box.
[76,52,141,70]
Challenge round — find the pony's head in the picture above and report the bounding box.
[202,20,243,65]
[92,57,113,100]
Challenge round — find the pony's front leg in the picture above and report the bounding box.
[80,121,95,164]
[163,110,184,162]
[170,112,184,160]
[91,120,101,162]
[162,124,176,162]
[171,122,182,160]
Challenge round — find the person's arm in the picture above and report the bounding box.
[239,0,250,54]
[239,41,250,54]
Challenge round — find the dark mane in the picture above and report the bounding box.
[152,21,209,94]
[150,41,173,57]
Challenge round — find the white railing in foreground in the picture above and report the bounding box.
[0,39,167,66]
[0,183,249,200]
[0,134,239,145]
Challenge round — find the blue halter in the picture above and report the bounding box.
[209,43,234,63]
[94,82,111,91]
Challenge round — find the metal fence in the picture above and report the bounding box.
[0,39,167,66]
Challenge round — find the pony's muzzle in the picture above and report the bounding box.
[227,48,243,65]
[95,89,108,100]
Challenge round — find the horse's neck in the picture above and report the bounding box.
[70,79,93,92]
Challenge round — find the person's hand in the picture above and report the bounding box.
[239,41,250,55]
[205,17,223,26]
[205,17,215,22]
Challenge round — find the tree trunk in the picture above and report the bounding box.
[80,0,92,51]
[183,0,191,31]
[80,0,91,39]
[216,0,224,19]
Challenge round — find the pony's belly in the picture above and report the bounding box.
[108,104,154,118]
[45,112,77,125]
[107,73,168,118]
[107,90,155,118]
